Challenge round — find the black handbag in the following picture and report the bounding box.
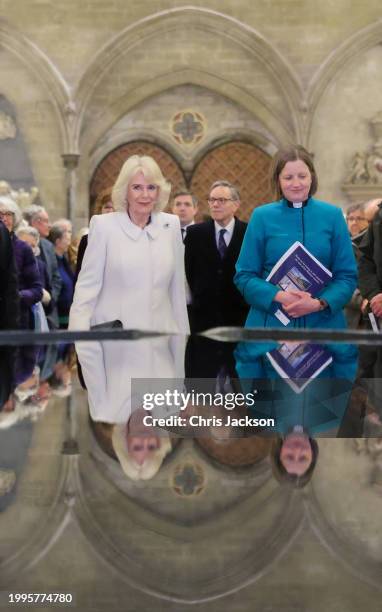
[90,319,123,330]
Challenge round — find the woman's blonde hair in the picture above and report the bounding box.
[112,155,171,213]
[111,424,172,481]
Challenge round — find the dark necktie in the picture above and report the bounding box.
[218,228,227,258]
[181,227,186,243]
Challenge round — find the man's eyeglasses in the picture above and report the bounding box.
[0,211,14,218]
[208,197,233,205]
[347,216,367,222]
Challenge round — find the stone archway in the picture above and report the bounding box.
[190,142,273,221]
[89,141,186,215]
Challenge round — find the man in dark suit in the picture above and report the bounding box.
[0,220,20,330]
[24,205,62,329]
[172,190,198,243]
[184,180,248,333]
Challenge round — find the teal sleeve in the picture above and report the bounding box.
[319,207,358,313]
[234,209,279,312]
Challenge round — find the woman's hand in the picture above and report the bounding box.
[274,290,311,307]
[370,293,382,318]
[283,294,321,318]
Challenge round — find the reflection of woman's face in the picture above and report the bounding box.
[279,160,312,203]
[126,171,158,218]
[280,433,313,476]
[127,436,160,465]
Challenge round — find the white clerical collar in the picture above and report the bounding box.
[285,198,309,208]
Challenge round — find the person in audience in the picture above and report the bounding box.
[346,203,368,241]
[52,218,77,272]
[69,155,189,333]
[16,226,51,330]
[357,199,382,404]
[48,225,74,328]
[0,197,42,329]
[75,188,114,280]
[0,218,19,330]
[358,199,382,319]
[185,180,248,332]
[23,205,62,329]
[364,198,382,223]
[345,203,369,328]
[235,145,357,330]
[51,217,73,239]
[172,190,198,242]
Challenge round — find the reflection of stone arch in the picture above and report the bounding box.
[190,142,273,220]
[89,142,186,215]
[74,438,304,604]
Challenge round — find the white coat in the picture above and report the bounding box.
[76,336,186,423]
[69,211,189,333]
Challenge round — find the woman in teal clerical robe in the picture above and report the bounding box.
[235,146,357,329]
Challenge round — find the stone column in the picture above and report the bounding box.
[62,154,80,223]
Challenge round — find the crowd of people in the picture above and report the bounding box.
[1,146,381,336]
[0,185,118,332]
[1,146,381,376]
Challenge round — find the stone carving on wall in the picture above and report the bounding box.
[352,436,382,495]
[0,180,39,208]
[343,111,382,203]
[0,111,16,140]
[171,109,206,146]
[346,112,382,185]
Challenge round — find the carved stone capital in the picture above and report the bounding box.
[62,154,80,170]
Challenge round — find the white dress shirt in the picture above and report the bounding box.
[214,217,235,248]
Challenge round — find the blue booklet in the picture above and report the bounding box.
[266,342,333,393]
[266,241,332,325]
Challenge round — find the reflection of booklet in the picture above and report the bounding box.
[368,312,381,332]
[266,342,333,393]
[266,241,332,325]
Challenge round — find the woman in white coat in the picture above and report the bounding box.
[69,155,189,333]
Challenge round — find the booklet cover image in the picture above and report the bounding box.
[266,241,332,325]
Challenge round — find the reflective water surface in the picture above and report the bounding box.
[1,332,382,611]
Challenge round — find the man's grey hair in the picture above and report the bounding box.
[52,218,72,231]
[23,204,47,225]
[346,203,366,218]
[209,180,240,201]
[48,225,66,244]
